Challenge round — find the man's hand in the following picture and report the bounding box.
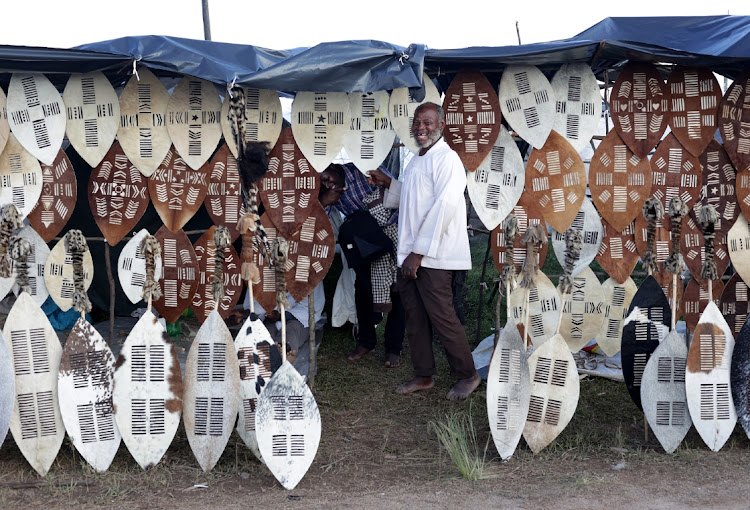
[265,309,281,322]
[367,169,392,187]
[401,252,422,280]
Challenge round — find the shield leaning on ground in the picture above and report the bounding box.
[486,318,530,460]
[558,267,605,353]
[183,309,241,472]
[0,335,14,448]
[343,90,396,172]
[610,62,670,159]
[686,301,737,451]
[256,360,322,490]
[191,226,243,323]
[719,69,750,173]
[291,91,350,172]
[206,144,242,240]
[524,130,586,233]
[731,314,750,439]
[719,273,750,339]
[550,63,602,152]
[220,87,283,159]
[594,277,637,357]
[113,310,183,470]
[44,233,93,312]
[443,69,502,171]
[152,227,199,324]
[727,213,750,286]
[466,125,524,231]
[621,275,672,411]
[681,214,730,289]
[0,134,42,219]
[0,86,9,156]
[522,333,579,454]
[667,67,721,158]
[62,71,119,167]
[58,317,120,472]
[490,193,548,276]
[117,67,171,177]
[117,229,163,305]
[596,220,639,284]
[683,277,723,333]
[498,64,555,150]
[4,292,64,476]
[509,271,561,348]
[693,139,738,235]
[7,73,66,165]
[388,73,441,155]
[26,148,77,242]
[551,197,602,277]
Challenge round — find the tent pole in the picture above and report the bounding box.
[202,0,212,41]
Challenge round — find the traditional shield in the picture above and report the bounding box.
[686,301,737,451]
[206,144,242,240]
[558,267,605,353]
[58,317,120,472]
[236,313,282,461]
[152,227,199,324]
[719,273,750,339]
[0,134,42,219]
[466,126,525,231]
[166,76,222,170]
[62,71,119,167]
[113,310,183,470]
[291,91,350,172]
[192,226,243,323]
[44,233,93,312]
[550,63,602,152]
[719,69,750,172]
[0,87,9,157]
[589,129,652,232]
[490,193,548,276]
[26,148,77,242]
[667,67,721,157]
[522,333,579,454]
[694,139,738,235]
[731,314,750,439]
[621,275,672,410]
[259,128,320,239]
[343,90,396,172]
[727,214,750,285]
[509,272,561,348]
[683,277,724,332]
[286,202,335,303]
[0,335,14,448]
[149,146,210,232]
[256,361,322,490]
[183,309,241,472]
[7,73,66,165]
[118,229,163,305]
[596,220,638,284]
[650,132,702,230]
[4,292,63,476]
[220,87,283,158]
[388,73,441,155]
[681,214,730,289]
[551,197,602,277]
[486,318,530,460]
[610,62,670,159]
[117,67,171,177]
[498,65,554,150]
[634,212,672,283]
[5,226,50,307]
[443,69,502,171]
[525,130,586,233]
[88,141,150,245]
[594,277,637,357]
[640,328,691,454]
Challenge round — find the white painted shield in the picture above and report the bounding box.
[499,65,555,149]
[551,197,603,277]
[686,302,737,451]
[291,91,350,172]
[558,267,605,353]
[467,126,524,231]
[510,272,561,348]
[522,333,579,454]
[220,87,283,158]
[486,318,530,460]
[594,277,637,357]
[4,292,63,476]
[342,90,395,172]
[118,229,163,305]
[183,310,241,472]
[388,73,441,155]
[0,134,42,219]
[641,329,691,454]
[117,67,171,177]
[551,63,602,152]
[0,334,14,448]
[0,86,10,157]
[58,317,120,472]
[7,226,50,307]
[44,233,93,312]
[167,77,222,170]
[113,310,182,470]
[63,71,120,167]
[256,361,321,490]
[7,73,65,165]
[727,213,750,286]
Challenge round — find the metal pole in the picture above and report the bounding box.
[515,21,522,45]
[202,0,212,41]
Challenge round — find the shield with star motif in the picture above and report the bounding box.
[388,73,441,155]
[719,69,750,173]
[694,139,738,235]
[683,276,724,332]
[343,90,396,172]
[595,220,639,284]
[291,91,349,173]
[191,226,243,324]
[667,67,721,157]
[152,226,199,324]
[0,134,42,219]
[550,63,602,152]
[490,193,548,276]
[509,272,561,348]
[594,277,637,357]
[551,197,602,278]
[206,144,242,241]
[681,214,730,289]
[221,87,283,159]
[498,65,554,150]
[26,148,77,242]
[719,273,750,339]
[558,267,605,353]
[44,232,93,312]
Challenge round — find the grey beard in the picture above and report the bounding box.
[413,129,442,148]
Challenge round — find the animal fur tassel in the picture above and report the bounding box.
[139,234,162,302]
[519,224,547,289]
[664,197,688,276]
[642,198,664,276]
[9,237,31,295]
[212,226,232,305]
[65,230,92,314]
[559,228,583,296]
[228,85,247,156]
[271,237,290,311]
[0,204,23,278]
[699,204,719,282]
[502,215,520,287]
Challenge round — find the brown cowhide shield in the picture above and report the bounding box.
[719,272,750,339]
[490,192,548,276]
[27,148,77,242]
[596,219,639,284]
[667,67,721,157]
[681,214,730,290]
[191,226,243,324]
[206,144,242,241]
[695,139,738,235]
[719,69,750,173]
[683,276,724,333]
[152,226,199,324]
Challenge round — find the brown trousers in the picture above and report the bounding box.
[398,267,476,380]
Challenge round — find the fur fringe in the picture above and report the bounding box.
[519,224,547,289]
[212,226,232,304]
[665,197,688,275]
[241,261,260,285]
[65,230,92,314]
[642,198,664,276]
[139,234,162,302]
[559,228,583,295]
[228,85,246,157]
[0,205,23,278]
[699,204,719,281]
[501,214,520,287]
[271,237,290,310]
[9,237,31,294]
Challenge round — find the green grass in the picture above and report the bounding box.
[429,403,491,481]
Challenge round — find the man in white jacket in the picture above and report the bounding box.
[370,102,480,400]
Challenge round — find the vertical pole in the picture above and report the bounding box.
[308,291,316,389]
[475,235,492,346]
[105,242,115,346]
[201,0,212,41]
[604,70,610,134]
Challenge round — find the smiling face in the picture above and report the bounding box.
[411,104,445,152]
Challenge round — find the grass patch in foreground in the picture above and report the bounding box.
[430,403,491,481]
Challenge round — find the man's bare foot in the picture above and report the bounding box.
[446,372,481,401]
[347,345,373,361]
[384,353,400,368]
[395,376,434,395]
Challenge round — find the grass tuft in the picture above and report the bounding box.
[429,403,490,481]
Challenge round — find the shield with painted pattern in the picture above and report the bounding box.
[27,148,77,242]
[498,65,554,150]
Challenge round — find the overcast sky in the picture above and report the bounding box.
[4,0,748,50]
